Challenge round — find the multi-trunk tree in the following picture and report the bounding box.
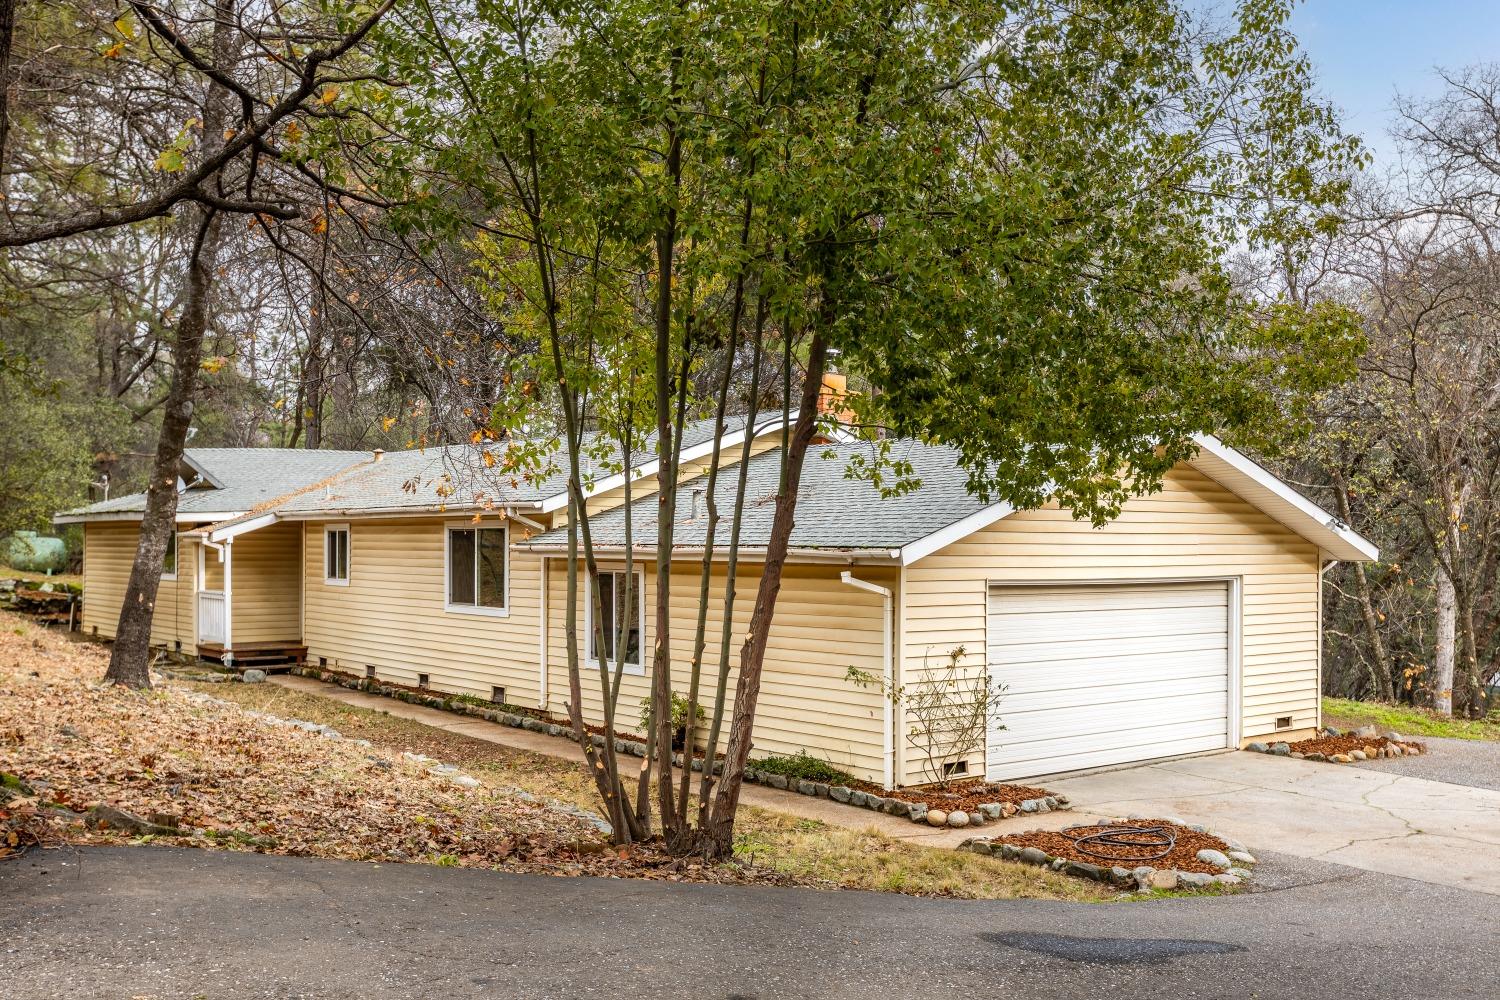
[374,0,1363,857]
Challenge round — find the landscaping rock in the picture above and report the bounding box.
[978,803,1001,821]
[1019,799,1037,813]
[1388,744,1404,757]
[1131,866,1156,886]
[1305,752,1326,762]
[1355,724,1378,739]
[766,773,788,790]
[1018,846,1049,866]
[1246,741,1269,753]
[1063,860,1102,880]
[948,810,970,828]
[1177,871,1216,889]
[909,803,928,823]
[1269,742,1291,756]
[1350,749,1366,761]
[847,790,867,807]
[86,805,180,837]
[241,669,267,684]
[829,786,851,804]
[1148,869,1179,890]
[1227,867,1253,880]
[999,843,1021,861]
[1384,730,1406,743]
[796,779,818,796]
[1216,873,1243,886]
[1000,802,1018,819]
[882,797,907,816]
[927,809,948,827]
[1331,753,1352,763]
[1227,850,1257,865]
[967,840,992,856]
[1195,848,1232,870]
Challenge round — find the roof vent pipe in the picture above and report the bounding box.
[372,449,385,463]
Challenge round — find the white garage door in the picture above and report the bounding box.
[985,582,1231,781]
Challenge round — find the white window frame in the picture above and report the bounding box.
[585,566,646,676]
[443,521,510,618]
[161,532,179,582]
[323,523,351,586]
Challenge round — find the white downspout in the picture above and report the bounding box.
[841,570,894,790]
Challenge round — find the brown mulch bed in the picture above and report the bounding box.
[992,819,1232,874]
[848,777,1054,811]
[1288,733,1425,757]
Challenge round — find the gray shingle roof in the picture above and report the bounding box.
[260,414,761,517]
[59,449,372,519]
[59,414,784,523]
[527,441,991,553]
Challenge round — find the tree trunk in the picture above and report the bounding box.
[104,0,236,687]
[0,0,16,188]
[700,331,829,858]
[104,210,223,687]
[1433,561,1457,716]
[1332,481,1395,701]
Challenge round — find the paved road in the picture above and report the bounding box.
[4,846,1495,1000]
[1354,733,1500,791]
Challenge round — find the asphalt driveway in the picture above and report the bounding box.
[3,846,1496,1000]
[1022,750,1500,896]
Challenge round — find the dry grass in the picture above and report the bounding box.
[201,674,1110,901]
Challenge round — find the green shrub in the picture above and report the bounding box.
[750,751,855,786]
[638,691,707,734]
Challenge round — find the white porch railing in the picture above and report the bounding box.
[198,590,226,644]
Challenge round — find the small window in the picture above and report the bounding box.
[161,532,179,581]
[324,525,350,585]
[446,524,507,615]
[587,568,644,674]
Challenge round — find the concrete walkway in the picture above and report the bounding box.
[270,676,1500,894]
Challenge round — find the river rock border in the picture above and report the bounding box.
[960,815,1258,892]
[739,767,1069,829]
[286,665,1067,828]
[1244,724,1426,763]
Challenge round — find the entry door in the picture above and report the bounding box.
[985,582,1231,781]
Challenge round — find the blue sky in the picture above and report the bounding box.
[1282,0,1500,166]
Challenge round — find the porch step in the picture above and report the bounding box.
[197,641,307,670]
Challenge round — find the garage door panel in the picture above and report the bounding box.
[988,584,1230,614]
[990,638,1228,677]
[987,730,1230,782]
[986,606,1228,647]
[985,582,1231,781]
[998,693,1230,742]
[1000,673,1229,712]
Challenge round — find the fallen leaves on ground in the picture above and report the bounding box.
[0,612,817,887]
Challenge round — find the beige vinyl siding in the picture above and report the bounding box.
[301,517,546,705]
[542,560,893,781]
[227,521,302,644]
[81,522,198,649]
[900,464,1320,785]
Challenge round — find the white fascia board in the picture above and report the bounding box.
[898,502,1016,566]
[52,510,247,526]
[1191,434,1379,563]
[274,502,543,522]
[515,542,901,565]
[207,511,280,543]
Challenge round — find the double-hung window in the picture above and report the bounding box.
[587,568,643,673]
[446,524,507,614]
[324,525,350,585]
